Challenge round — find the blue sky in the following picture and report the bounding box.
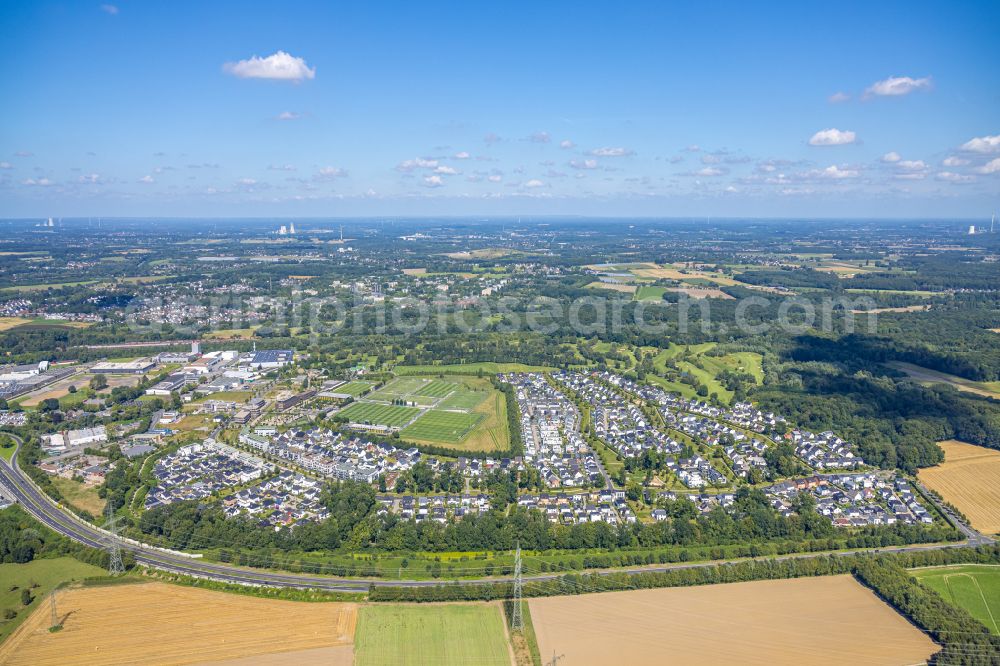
[1,1,998,218]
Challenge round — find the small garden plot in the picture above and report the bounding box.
[402,410,484,444]
[338,402,420,427]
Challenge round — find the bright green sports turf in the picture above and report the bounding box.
[401,410,484,443]
[354,604,511,666]
[337,401,420,427]
[911,564,1000,634]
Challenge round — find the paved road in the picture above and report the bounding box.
[0,433,992,593]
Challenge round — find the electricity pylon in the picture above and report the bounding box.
[104,503,125,575]
[512,542,524,632]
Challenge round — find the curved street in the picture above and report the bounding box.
[0,434,992,593]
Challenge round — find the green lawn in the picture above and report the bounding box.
[911,564,1000,634]
[634,285,669,301]
[355,603,512,666]
[401,410,484,444]
[337,402,420,427]
[336,380,375,397]
[0,557,106,643]
[0,437,15,462]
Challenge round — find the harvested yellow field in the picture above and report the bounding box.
[631,264,739,286]
[0,582,357,666]
[919,440,1000,535]
[528,575,937,666]
[0,317,33,331]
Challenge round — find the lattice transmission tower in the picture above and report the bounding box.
[512,542,524,632]
[104,503,125,575]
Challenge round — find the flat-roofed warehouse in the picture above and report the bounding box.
[91,359,157,374]
[247,349,294,369]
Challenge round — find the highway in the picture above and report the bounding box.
[0,433,992,593]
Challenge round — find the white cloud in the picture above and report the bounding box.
[223,51,315,82]
[453,151,470,160]
[881,151,901,163]
[21,177,52,186]
[809,128,857,146]
[828,91,850,103]
[237,178,257,185]
[483,133,501,144]
[559,140,575,149]
[942,156,969,167]
[422,175,444,188]
[960,135,1000,153]
[268,164,297,171]
[976,158,1000,175]
[684,144,701,152]
[315,166,347,181]
[487,175,502,183]
[865,75,932,97]
[814,165,858,179]
[569,159,598,170]
[897,159,927,171]
[396,158,438,172]
[14,151,32,157]
[528,131,550,144]
[936,171,975,183]
[696,167,725,177]
[589,147,634,157]
[100,4,118,15]
[524,179,545,188]
[0,161,11,169]
[138,175,155,183]
[276,111,301,121]
[701,154,721,164]
[78,173,101,184]
[433,165,459,175]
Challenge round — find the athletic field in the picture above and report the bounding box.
[911,564,1000,634]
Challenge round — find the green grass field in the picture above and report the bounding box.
[438,388,488,411]
[401,410,485,444]
[0,557,105,644]
[337,401,420,427]
[911,564,1000,634]
[354,603,511,666]
[336,380,375,396]
[634,285,669,301]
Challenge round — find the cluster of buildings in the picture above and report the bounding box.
[789,430,864,470]
[37,452,109,486]
[144,440,273,510]
[381,494,492,523]
[239,428,422,483]
[0,361,73,400]
[146,345,293,399]
[766,473,933,528]
[222,471,330,529]
[555,372,681,457]
[667,455,727,488]
[516,488,637,525]
[500,373,604,489]
[40,425,107,454]
[615,373,866,474]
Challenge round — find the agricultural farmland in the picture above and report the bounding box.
[528,575,937,665]
[0,582,357,666]
[918,440,1000,535]
[354,603,512,666]
[911,564,1000,634]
